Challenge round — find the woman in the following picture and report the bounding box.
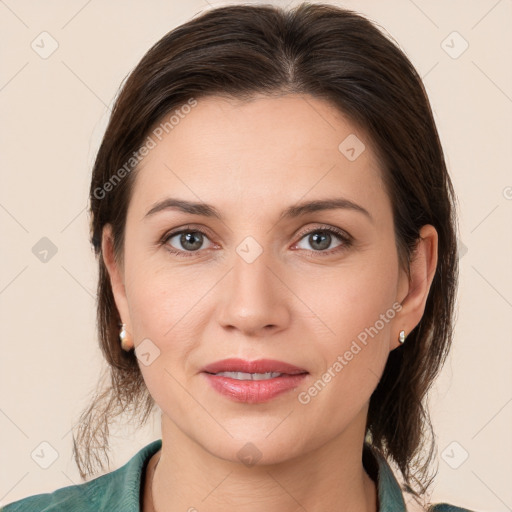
[1,3,478,511]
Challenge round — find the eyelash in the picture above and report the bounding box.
[159,224,353,258]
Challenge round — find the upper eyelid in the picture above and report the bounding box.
[163,224,214,243]
[295,224,351,239]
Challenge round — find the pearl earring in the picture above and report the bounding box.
[119,323,134,351]
[398,330,406,344]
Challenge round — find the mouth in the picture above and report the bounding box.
[200,358,309,403]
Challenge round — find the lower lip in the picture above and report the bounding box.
[202,373,308,403]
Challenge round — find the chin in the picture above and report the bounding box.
[198,430,305,467]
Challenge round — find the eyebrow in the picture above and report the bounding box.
[143,197,373,223]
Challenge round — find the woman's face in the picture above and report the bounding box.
[103,93,422,464]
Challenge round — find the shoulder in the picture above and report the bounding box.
[362,442,479,512]
[0,478,101,512]
[427,504,479,512]
[1,439,162,512]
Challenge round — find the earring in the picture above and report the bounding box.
[119,323,134,351]
[398,330,406,344]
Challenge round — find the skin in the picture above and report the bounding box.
[102,93,438,512]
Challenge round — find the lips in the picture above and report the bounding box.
[201,358,309,403]
[201,358,308,376]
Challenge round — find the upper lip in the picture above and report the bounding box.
[201,358,308,375]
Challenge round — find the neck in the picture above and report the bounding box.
[146,413,378,512]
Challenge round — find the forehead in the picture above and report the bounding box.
[128,93,389,223]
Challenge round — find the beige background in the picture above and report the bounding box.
[0,1,511,511]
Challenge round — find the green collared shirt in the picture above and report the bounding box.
[1,439,476,511]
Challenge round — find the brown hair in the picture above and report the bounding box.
[76,3,459,508]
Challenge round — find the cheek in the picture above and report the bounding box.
[125,266,205,408]
[123,237,205,340]
[123,258,216,398]
[297,246,399,390]
[301,251,398,338]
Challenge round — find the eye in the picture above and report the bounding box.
[162,226,214,257]
[160,224,352,258]
[294,225,352,255]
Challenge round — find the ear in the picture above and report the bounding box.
[392,224,438,350]
[101,224,132,333]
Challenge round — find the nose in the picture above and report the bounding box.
[217,249,291,337]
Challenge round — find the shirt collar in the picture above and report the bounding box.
[111,439,406,512]
[363,441,408,512]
